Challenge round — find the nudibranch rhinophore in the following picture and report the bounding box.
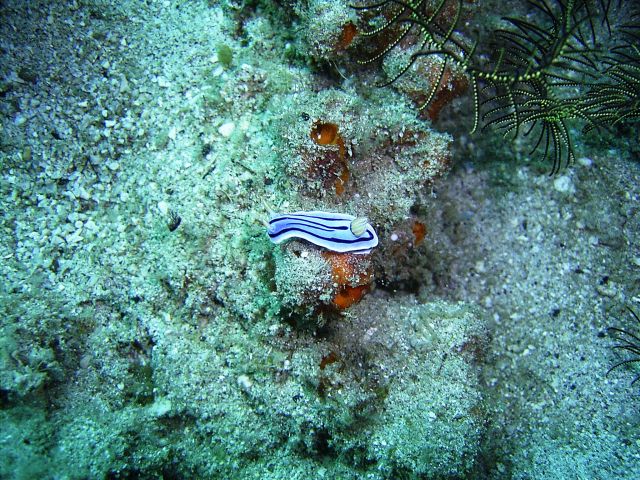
[267,211,378,254]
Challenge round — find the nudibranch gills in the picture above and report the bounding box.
[267,211,378,254]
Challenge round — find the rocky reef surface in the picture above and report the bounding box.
[0,1,638,479]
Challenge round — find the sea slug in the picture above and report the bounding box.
[267,211,378,254]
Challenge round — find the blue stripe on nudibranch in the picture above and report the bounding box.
[267,211,378,254]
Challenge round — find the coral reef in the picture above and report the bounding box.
[264,82,451,321]
[0,0,638,479]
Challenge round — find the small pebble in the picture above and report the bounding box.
[218,122,235,137]
[553,175,575,194]
[157,201,169,215]
[577,157,593,167]
[237,375,253,392]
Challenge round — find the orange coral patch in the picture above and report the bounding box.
[320,351,340,370]
[412,221,427,246]
[309,121,349,196]
[311,122,339,146]
[322,251,371,285]
[321,251,373,309]
[425,71,469,121]
[335,170,348,196]
[333,284,370,309]
[337,22,358,50]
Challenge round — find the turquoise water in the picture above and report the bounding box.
[1,1,638,478]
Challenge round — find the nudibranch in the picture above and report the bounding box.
[267,211,378,254]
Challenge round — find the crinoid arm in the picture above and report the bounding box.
[606,307,640,386]
[351,0,638,172]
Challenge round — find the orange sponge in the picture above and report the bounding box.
[322,251,373,309]
[412,221,427,246]
[309,121,349,196]
[333,284,370,309]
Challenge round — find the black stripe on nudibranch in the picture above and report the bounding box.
[268,226,375,244]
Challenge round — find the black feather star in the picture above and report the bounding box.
[607,307,640,386]
[351,0,637,173]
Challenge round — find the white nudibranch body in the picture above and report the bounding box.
[267,211,378,254]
